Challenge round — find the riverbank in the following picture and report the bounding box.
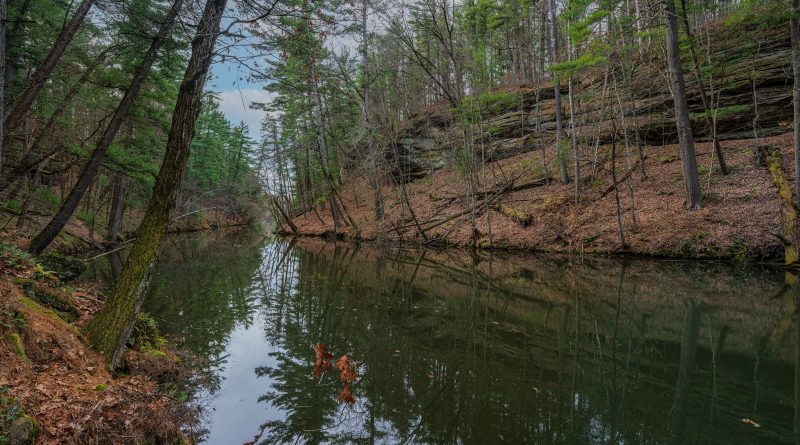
[0,243,201,444]
[282,132,797,262]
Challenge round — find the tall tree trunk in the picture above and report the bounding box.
[568,75,579,202]
[106,171,125,245]
[310,65,341,230]
[27,0,184,255]
[678,0,728,175]
[363,0,384,222]
[793,0,800,210]
[85,0,228,368]
[664,0,702,210]
[0,0,6,174]
[4,0,95,134]
[106,126,131,245]
[548,0,569,184]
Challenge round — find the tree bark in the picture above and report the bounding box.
[568,74,579,202]
[363,0,384,222]
[310,64,341,230]
[85,0,228,368]
[664,0,702,210]
[4,0,95,134]
[0,0,6,174]
[678,0,728,175]
[548,0,569,184]
[27,0,185,255]
[106,171,125,245]
[792,0,800,211]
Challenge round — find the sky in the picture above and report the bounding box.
[208,63,273,140]
[206,5,366,141]
[208,31,273,140]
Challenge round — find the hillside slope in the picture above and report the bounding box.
[285,132,794,261]
[283,18,797,262]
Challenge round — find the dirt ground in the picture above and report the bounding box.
[287,133,795,261]
[0,246,200,444]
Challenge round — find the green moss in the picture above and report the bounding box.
[34,188,61,208]
[5,333,29,363]
[146,349,167,358]
[1,392,38,445]
[765,149,799,264]
[37,253,87,283]
[15,296,81,337]
[0,199,21,214]
[728,237,750,263]
[94,384,107,391]
[455,91,518,122]
[77,210,95,227]
[9,414,38,445]
[21,281,79,322]
[128,312,161,350]
[0,306,26,331]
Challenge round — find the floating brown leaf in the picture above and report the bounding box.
[335,355,358,383]
[338,382,356,404]
[313,343,333,380]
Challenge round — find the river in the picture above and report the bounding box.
[83,229,797,444]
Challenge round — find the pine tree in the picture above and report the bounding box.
[28,0,185,254]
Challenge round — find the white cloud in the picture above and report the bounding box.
[216,88,275,138]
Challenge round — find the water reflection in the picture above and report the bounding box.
[83,231,797,444]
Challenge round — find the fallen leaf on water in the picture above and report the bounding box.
[335,355,358,404]
[338,382,356,404]
[336,355,358,383]
[313,343,333,380]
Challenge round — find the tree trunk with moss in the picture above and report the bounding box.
[792,0,800,211]
[85,0,228,368]
[0,0,5,174]
[27,0,184,255]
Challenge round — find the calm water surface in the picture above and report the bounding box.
[85,230,797,444]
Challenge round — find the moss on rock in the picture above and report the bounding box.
[1,394,38,445]
[21,281,79,322]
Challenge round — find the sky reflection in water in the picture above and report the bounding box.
[85,230,797,444]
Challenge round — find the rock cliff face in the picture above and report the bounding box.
[386,21,792,182]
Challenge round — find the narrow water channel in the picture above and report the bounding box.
[83,229,797,444]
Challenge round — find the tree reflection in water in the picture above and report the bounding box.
[249,238,794,445]
[89,231,797,444]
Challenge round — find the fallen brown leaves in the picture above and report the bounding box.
[312,344,359,404]
[335,355,358,404]
[288,133,793,260]
[0,250,197,444]
[313,343,333,380]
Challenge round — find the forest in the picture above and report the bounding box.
[0,0,799,443]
